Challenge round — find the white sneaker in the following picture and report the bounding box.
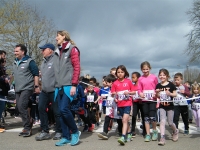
[196,127,200,132]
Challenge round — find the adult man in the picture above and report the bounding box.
[0,50,9,132]
[35,43,62,141]
[54,30,81,146]
[13,44,40,137]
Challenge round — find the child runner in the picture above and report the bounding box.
[173,73,190,135]
[98,76,110,120]
[155,69,178,145]
[131,72,146,137]
[89,77,100,128]
[185,81,193,123]
[110,67,117,78]
[111,65,134,145]
[190,82,200,131]
[85,81,98,132]
[137,61,158,142]
[97,74,120,139]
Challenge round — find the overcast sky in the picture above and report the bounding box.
[27,0,195,81]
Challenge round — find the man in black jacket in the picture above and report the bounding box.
[0,50,9,132]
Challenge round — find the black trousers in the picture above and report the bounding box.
[87,109,97,125]
[38,91,61,133]
[16,90,33,130]
[103,116,122,134]
[173,105,189,130]
[132,102,146,135]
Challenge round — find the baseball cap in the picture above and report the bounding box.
[39,43,55,51]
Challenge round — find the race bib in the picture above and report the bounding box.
[143,90,154,100]
[101,94,108,99]
[193,103,200,110]
[173,94,185,103]
[160,91,171,102]
[194,97,200,103]
[87,95,94,102]
[133,91,140,100]
[197,104,200,109]
[117,90,129,101]
[106,96,114,107]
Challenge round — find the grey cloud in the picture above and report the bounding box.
[26,0,194,80]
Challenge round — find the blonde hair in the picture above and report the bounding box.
[140,61,151,70]
[191,82,200,94]
[57,30,76,45]
[110,67,116,74]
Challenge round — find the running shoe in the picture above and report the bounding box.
[158,138,165,146]
[55,138,71,146]
[126,133,132,142]
[98,132,108,140]
[172,129,179,142]
[152,130,158,141]
[184,130,189,135]
[118,136,125,145]
[144,134,151,142]
[70,131,81,146]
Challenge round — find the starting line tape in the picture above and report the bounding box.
[79,81,200,103]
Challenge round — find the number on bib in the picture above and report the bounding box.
[87,95,94,102]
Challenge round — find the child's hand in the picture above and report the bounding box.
[132,91,136,95]
[84,89,87,94]
[101,96,106,99]
[124,91,129,95]
[111,92,116,97]
[165,90,171,96]
[139,93,144,98]
[155,89,160,93]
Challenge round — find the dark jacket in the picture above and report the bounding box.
[0,66,9,96]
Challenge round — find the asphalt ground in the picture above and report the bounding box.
[0,115,200,150]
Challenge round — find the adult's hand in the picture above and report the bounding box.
[35,87,40,94]
[70,86,76,96]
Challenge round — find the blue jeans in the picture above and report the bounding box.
[117,106,131,117]
[0,95,5,119]
[57,93,78,140]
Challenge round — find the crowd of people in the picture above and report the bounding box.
[0,30,200,147]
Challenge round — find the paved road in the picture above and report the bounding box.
[0,116,200,150]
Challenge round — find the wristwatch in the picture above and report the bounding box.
[34,85,39,88]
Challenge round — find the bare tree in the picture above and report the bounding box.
[185,0,200,62]
[183,67,200,82]
[0,0,56,69]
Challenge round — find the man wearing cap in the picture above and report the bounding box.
[13,44,40,137]
[35,43,62,141]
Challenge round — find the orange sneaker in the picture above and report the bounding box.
[0,128,5,133]
[88,127,93,132]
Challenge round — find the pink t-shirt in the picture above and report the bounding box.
[137,74,158,101]
[111,78,134,107]
[94,87,100,96]
[132,84,140,103]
